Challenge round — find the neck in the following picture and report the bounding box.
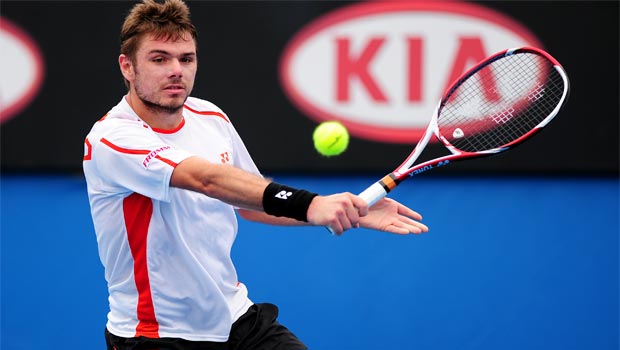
[126,91,184,131]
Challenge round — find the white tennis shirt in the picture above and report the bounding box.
[83,96,260,341]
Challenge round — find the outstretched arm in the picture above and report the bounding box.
[170,156,367,234]
[238,196,428,235]
[171,156,268,211]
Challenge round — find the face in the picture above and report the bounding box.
[121,32,197,114]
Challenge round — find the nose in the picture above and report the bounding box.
[169,59,183,78]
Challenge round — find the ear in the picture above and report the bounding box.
[119,54,135,82]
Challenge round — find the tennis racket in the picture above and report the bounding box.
[359,46,570,208]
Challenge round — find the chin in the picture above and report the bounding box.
[164,96,188,108]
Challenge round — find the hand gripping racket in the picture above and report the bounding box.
[359,46,570,208]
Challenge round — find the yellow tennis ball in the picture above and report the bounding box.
[313,121,349,156]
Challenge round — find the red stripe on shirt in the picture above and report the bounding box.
[101,138,150,155]
[100,138,178,167]
[183,105,230,123]
[155,155,178,167]
[83,138,92,161]
[151,117,185,134]
[123,193,160,338]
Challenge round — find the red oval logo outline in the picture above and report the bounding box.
[1,18,45,124]
[279,1,543,144]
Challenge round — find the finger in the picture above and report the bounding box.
[388,218,429,234]
[410,221,428,233]
[396,203,423,221]
[382,198,423,221]
[329,221,344,236]
[350,194,369,217]
[416,222,429,232]
[400,217,429,233]
[345,203,361,228]
[333,194,361,230]
[330,207,351,233]
[383,223,415,235]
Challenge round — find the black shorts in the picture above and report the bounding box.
[105,303,307,350]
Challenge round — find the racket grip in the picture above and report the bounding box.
[358,182,388,207]
[326,182,388,235]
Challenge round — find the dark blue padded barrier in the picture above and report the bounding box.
[1,175,617,349]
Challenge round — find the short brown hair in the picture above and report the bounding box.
[120,0,197,58]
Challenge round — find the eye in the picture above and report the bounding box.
[181,56,195,63]
[152,57,165,63]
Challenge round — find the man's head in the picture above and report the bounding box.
[118,0,198,114]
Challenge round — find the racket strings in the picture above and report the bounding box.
[449,56,545,149]
[439,53,565,153]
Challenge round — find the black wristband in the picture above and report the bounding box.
[262,182,318,222]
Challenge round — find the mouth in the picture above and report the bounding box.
[164,84,185,94]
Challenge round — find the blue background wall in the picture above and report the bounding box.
[1,174,617,349]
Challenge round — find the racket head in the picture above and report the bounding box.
[367,47,569,201]
[436,47,570,155]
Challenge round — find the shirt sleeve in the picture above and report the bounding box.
[228,121,261,177]
[91,119,194,202]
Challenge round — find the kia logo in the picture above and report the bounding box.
[0,17,45,124]
[279,2,542,143]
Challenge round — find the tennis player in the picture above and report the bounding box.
[82,0,428,349]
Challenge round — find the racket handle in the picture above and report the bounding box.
[358,182,388,207]
[326,182,388,235]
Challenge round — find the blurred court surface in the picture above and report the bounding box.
[1,174,618,350]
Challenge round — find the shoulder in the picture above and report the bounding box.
[183,97,230,123]
[89,98,144,128]
[184,96,222,112]
[89,112,145,134]
[86,105,150,143]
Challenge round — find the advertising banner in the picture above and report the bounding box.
[1,1,618,174]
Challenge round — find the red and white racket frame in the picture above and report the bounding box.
[358,47,570,207]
